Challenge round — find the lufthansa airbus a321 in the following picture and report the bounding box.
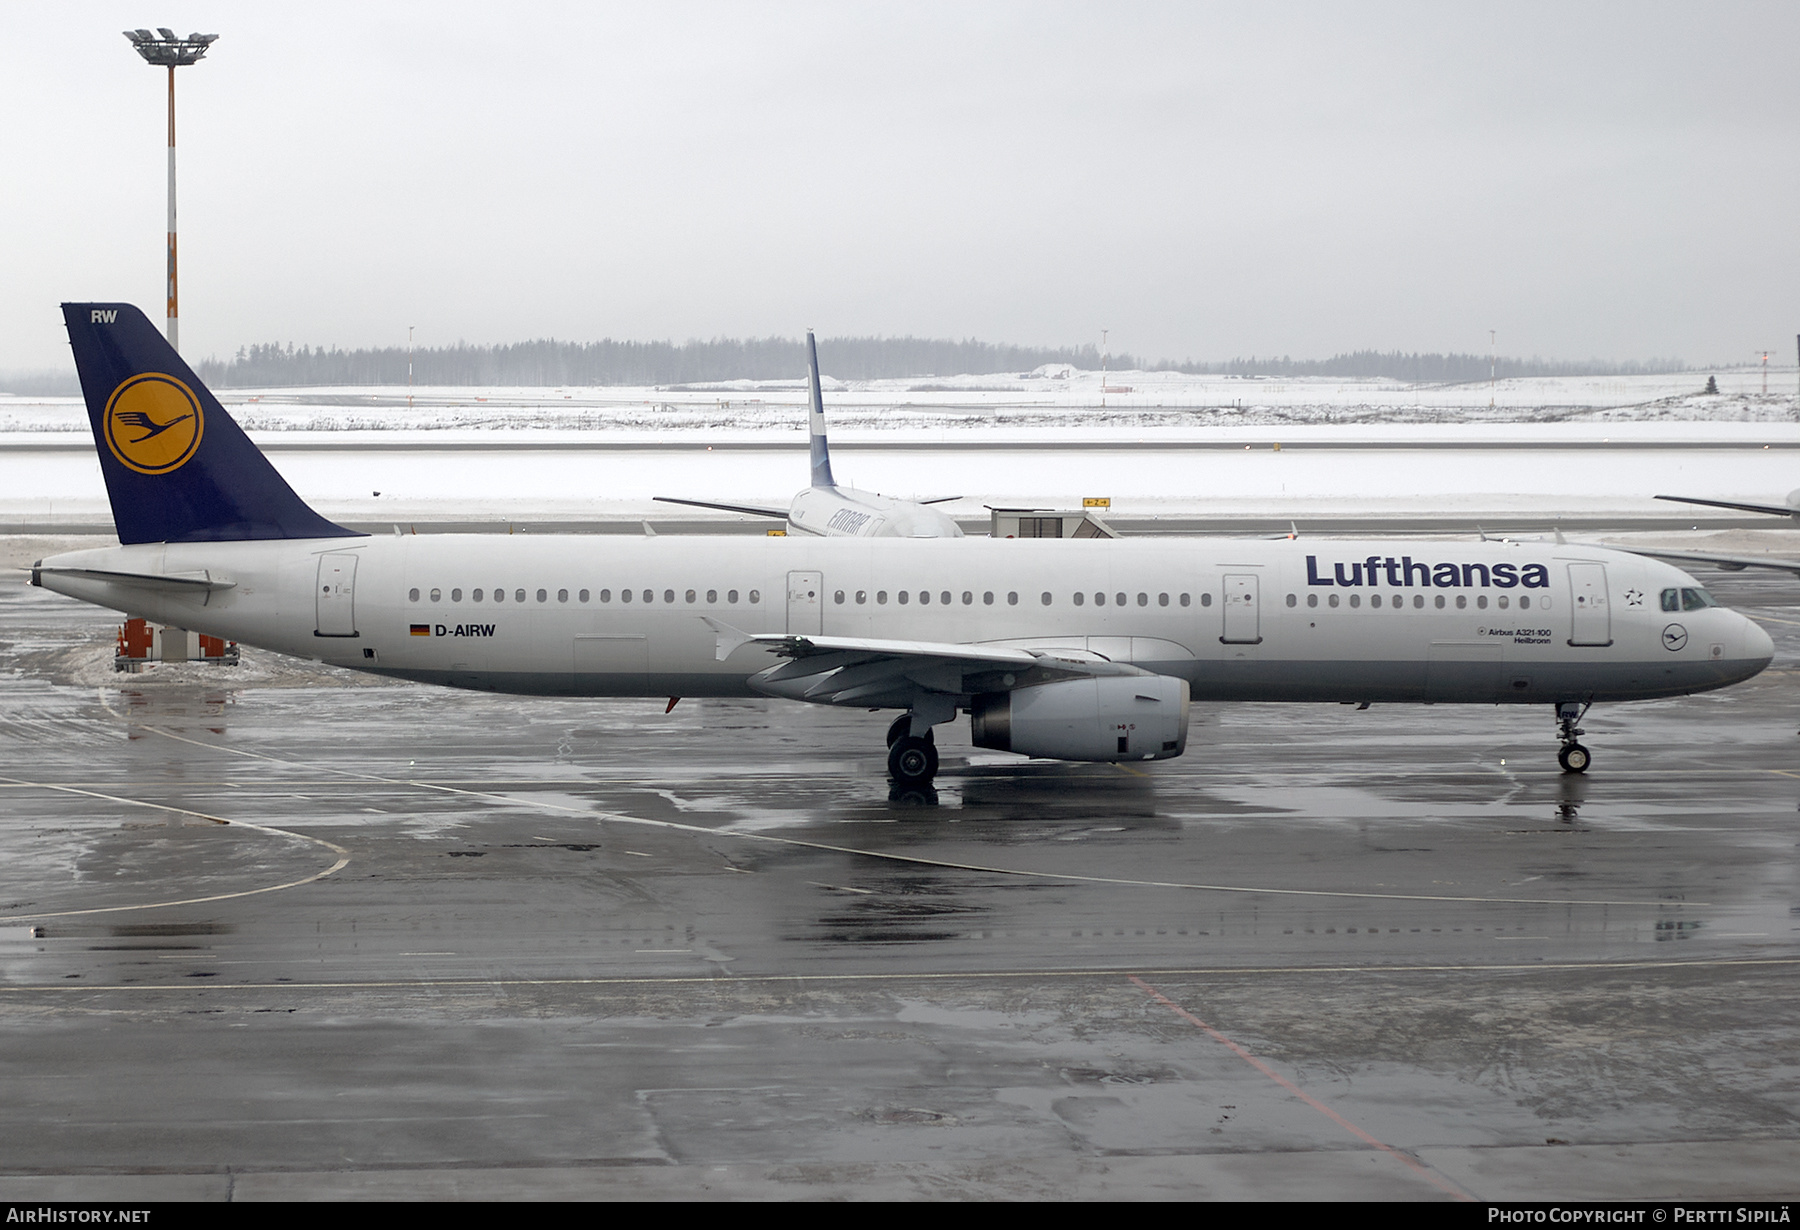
[31,304,1773,785]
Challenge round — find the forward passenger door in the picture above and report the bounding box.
[1567,563,1612,647]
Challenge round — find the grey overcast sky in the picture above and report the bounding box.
[4,1,1796,372]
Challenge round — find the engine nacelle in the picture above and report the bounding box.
[970,675,1190,762]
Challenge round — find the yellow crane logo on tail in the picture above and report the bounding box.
[103,373,204,474]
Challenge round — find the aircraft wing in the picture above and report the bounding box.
[1617,547,1800,576]
[652,496,790,519]
[1655,494,1798,519]
[703,620,1148,707]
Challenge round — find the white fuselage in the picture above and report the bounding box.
[35,535,1771,708]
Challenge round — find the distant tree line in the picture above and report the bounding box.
[195,337,1132,388]
[183,337,1687,389]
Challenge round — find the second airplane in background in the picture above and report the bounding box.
[656,331,964,539]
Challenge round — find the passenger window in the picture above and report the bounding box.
[642,590,653,603]
[1073,592,1084,606]
[452,588,463,602]
[749,590,760,604]
[877,591,888,604]
[1456,595,1467,609]
[1349,594,1361,608]
[1137,593,1147,606]
[516,589,527,603]
[473,589,484,602]
[664,590,675,604]
[1158,593,1169,607]
[1498,595,1509,609]
[1519,596,1529,610]
[409,588,420,602]
[1306,593,1318,608]
[900,591,911,605]
[430,588,441,602]
[941,591,951,605]
[1094,592,1105,606]
[494,588,505,603]
[983,591,994,605]
[579,589,589,603]
[1041,592,1052,605]
[1434,594,1445,609]
[1477,595,1488,609]
[856,591,866,604]
[1007,592,1018,605]
[1285,593,1296,607]
[621,589,632,603]
[1115,592,1126,606]
[1412,594,1423,609]
[834,590,845,604]
[1661,588,1680,612]
[685,589,696,603]
[962,591,972,605]
[1372,594,1382,609]
[536,589,547,603]
[728,589,739,603]
[599,589,610,603]
[1328,593,1339,608]
[917,591,928,605]
[558,589,568,603]
[707,590,717,603]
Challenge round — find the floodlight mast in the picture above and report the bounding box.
[122,29,218,353]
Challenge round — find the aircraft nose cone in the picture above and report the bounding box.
[1745,616,1775,666]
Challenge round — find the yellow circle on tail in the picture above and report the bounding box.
[103,374,204,475]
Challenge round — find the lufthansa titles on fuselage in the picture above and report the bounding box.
[1306,554,1550,589]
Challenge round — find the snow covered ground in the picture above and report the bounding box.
[3,365,1797,435]
[3,368,1796,529]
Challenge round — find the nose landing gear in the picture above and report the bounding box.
[1555,701,1592,773]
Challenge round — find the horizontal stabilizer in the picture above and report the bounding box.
[653,496,790,519]
[1655,494,1799,519]
[32,564,237,592]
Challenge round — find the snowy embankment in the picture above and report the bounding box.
[2,367,1796,529]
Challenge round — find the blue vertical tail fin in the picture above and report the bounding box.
[806,330,836,489]
[62,303,359,545]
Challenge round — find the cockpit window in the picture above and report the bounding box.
[1661,588,1680,612]
[1680,587,1718,611]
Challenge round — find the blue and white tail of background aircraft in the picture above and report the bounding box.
[655,330,963,539]
[32,303,1773,786]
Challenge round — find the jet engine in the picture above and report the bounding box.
[970,675,1190,762]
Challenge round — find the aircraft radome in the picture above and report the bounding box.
[32,304,1774,787]
[653,330,964,539]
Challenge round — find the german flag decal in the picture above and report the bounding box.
[410,624,430,636]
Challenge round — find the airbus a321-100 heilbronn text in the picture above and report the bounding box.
[33,304,1773,785]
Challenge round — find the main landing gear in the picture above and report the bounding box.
[1555,701,1592,774]
[886,713,939,786]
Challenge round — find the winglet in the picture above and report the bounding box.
[807,330,835,489]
